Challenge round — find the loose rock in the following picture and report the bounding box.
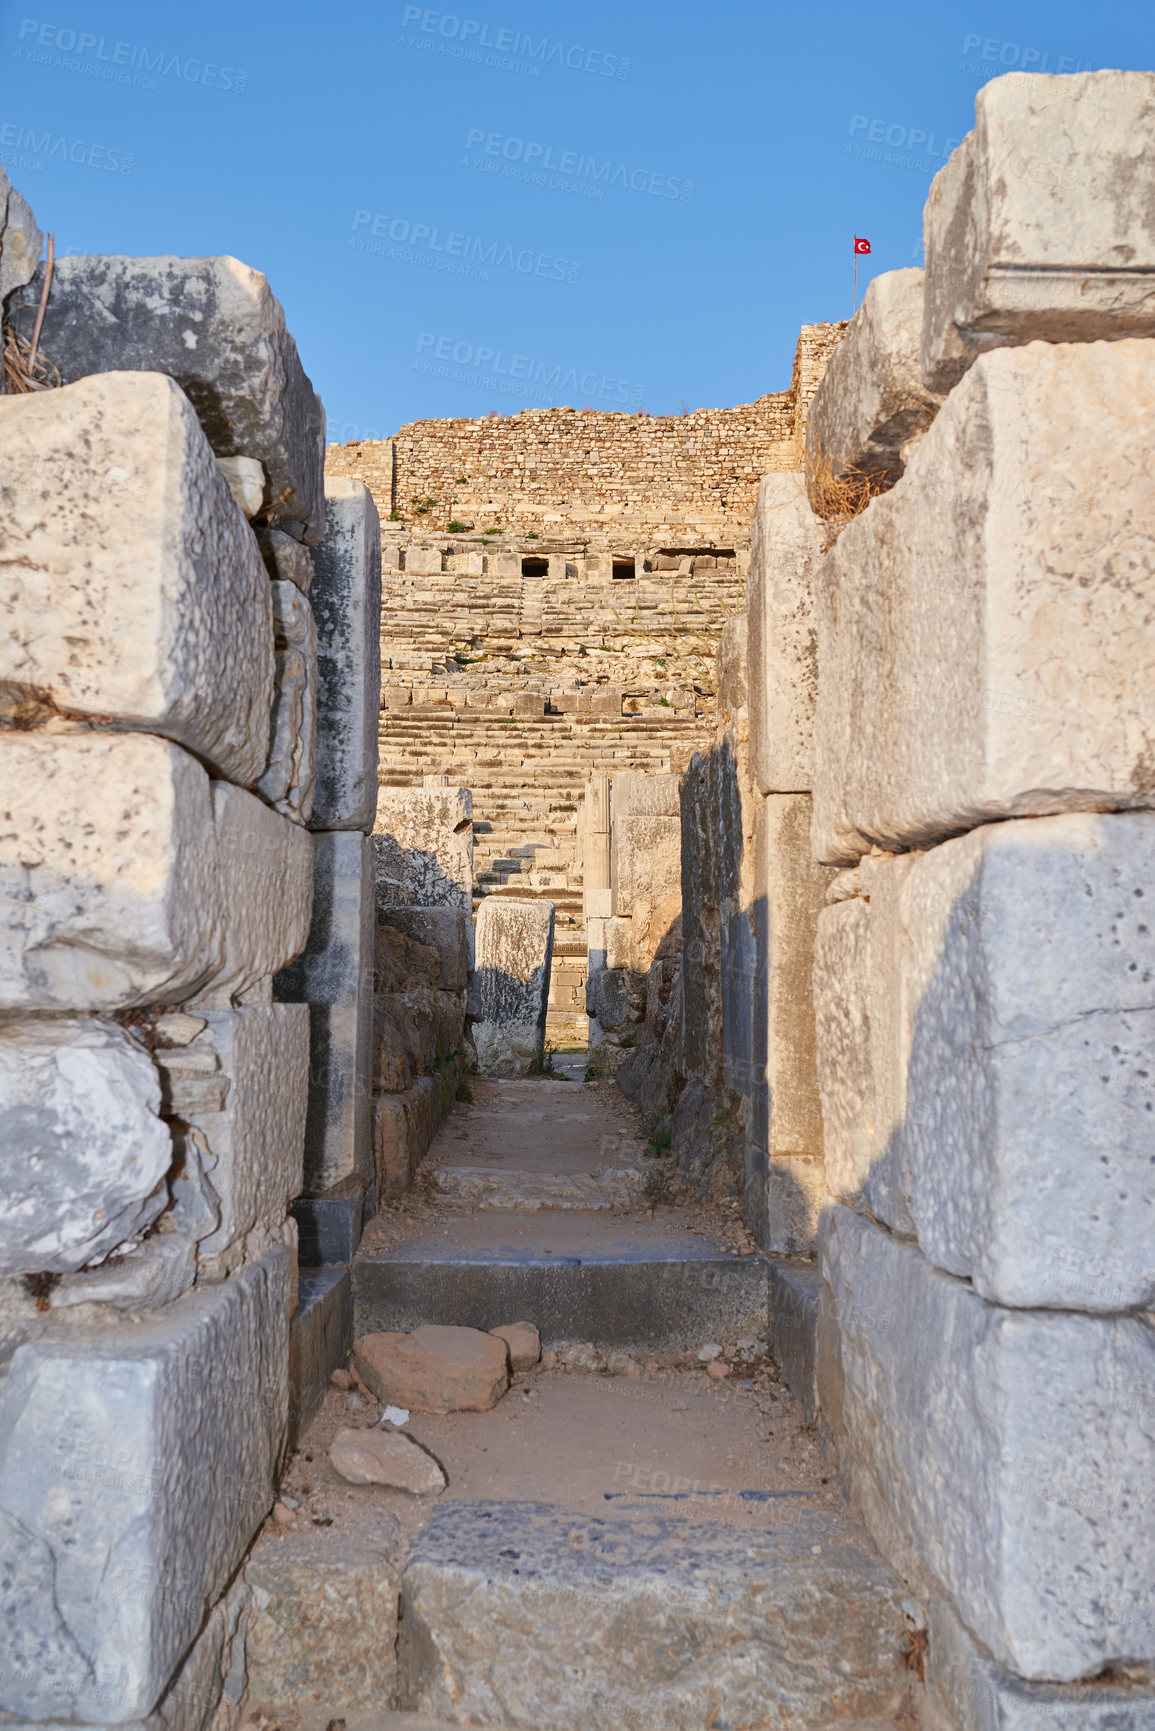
[354,1324,509,1413]
[329,1426,446,1496]
[489,1321,541,1372]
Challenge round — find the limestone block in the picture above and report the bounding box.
[745,795,836,1246]
[922,72,1155,392]
[8,253,326,542]
[274,831,374,1193]
[354,1324,509,1412]
[0,734,228,1011]
[0,1018,170,1276]
[0,1247,289,1722]
[379,906,469,991]
[897,813,1155,1311]
[611,815,681,917]
[398,1501,909,1727]
[747,474,825,796]
[256,580,317,824]
[374,991,437,1092]
[818,1206,1155,1681]
[329,1426,446,1494]
[218,454,266,517]
[610,771,681,819]
[924,1591,1155,1731]
[405,547,443,574]
[0,169,43,303]
[374,787,473,912]
[490,1321,540,1371]
[812,340,1155,865]
[806,269,942,481]
[0,371,273,784]
[375,922,440,994]
[813,898,875,1202]
[257,526,314,594]
[374,1074,442,1199]
[51,1232,197,1313]
[472,898,554,1076]
[244,1514,400,1710]
[158,1005,309,1266]
[308,478,382,831]
[198,782,314,1008]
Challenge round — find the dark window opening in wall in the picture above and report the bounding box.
[522,556,549,576]
[657,548,737,560]
[612,557,636,580]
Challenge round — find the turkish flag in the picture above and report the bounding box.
[854,237,871,254]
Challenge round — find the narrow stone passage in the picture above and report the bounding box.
[247,1073,918,1729]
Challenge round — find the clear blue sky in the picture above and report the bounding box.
[1,0,1148,434]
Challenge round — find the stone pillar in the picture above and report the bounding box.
[471,898,555,1076]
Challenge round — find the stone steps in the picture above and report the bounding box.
[430,1166,646,1211]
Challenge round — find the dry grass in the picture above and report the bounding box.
[805,434,899,539]
[2,232,60,394]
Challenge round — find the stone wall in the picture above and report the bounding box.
[0,169,381,1727]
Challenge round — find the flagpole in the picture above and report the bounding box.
[853,237,857,316]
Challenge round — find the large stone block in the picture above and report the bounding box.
[379,906,469,992]
[812,894,875,1205]
[0,1247,289,1722]
[818,1206,1155,1681]
[923,72,1155,392]
[0,733,226,1012]
[157,1005,309,1269]
[611,814,681,917]
[197,782,314,1008]
[373,787,473,912]
[745,794,835,1250]
[0,371,273,784]
[0,169,43,304]
[471,898,554,1076]
[275,831,375,1193]
[373,1075,443,1199]
[308,478,382,831]
[746,474,825,796]
[8,253,326,542]
[806,268,942,478]
[0,1018,170,1276]
[812,339,1155,865]
[255,579,317,824]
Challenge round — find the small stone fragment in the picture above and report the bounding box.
[354,1324,509,1413]
[489,1321,541,1372]
[603,1351,638,1377]
[540,1350,559,1370]
[329,1426,446,1496]
[707,1360,730,1382]
[558,1341,603,1371]
[330,1367,352,1390]
[697,1344,723,1362]
[272,1502,295,1526]
[218,454,266,516]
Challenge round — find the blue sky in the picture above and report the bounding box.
[1,0,1148,434]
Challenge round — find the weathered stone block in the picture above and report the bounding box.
[51,1231,197,1313]
[198,782,314,1008]
[379,906,469,992]
[0,1018,170,1276]
[274,831,374,1193]
[923,72,1155,392]
[244,1513,399,1710]
[472,898,554,1076]
[0,371,273,782]
[374,1074,443,1199]
[806,268,942,479]
[0,734,226,1011]
[611,815,681,918]
[373,787,473,912]
[288,1265,352,1450]
[308,478,382,831]
[610,771,681,819]
[257,525,313,593]
[8,253,326,542]
[0,169,43,304]
[256,580,317,824]
[374,992,437,1092]
[0,1247,289,1722]
[813,896,875,1202]
[812,340,1155,865]
[818,1207,1155,1681]
[399,1501,910,1727]
[158,1005,309,1268]
[354,1324,508,1412]
[747,474,825,796]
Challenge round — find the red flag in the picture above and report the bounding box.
[854,237,871,254]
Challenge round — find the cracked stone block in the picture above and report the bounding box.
[275,832,375,1193]
[0,371,274,784]
[813,896,875,1206]
[157,1005,309,1269]
[52,1232,197,1312]
[257,526,313,594]
[818,1206,1155,1682]
[0,733,227,1012]
[806,268,943,477]
[398,1501,910,1727]
[196,782,314,1009]
[373,788,473,912]
[244,1512,400,1710]
[923,72,1155,392]
[0,1018,170,1277]
[924,1591,1155,1731]
[7,254,326,543]
[0,1246,289,1723]
[378,906,469,993]
[471,898,554,1076]
[877,814,1155,1310]
[256,580,317,824]
[812,339,1155,865]
[308,477,381,832]
[747,474,826,796]
[0,169,43,304]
